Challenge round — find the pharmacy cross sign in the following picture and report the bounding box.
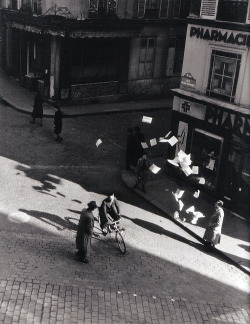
[181,101,191,113]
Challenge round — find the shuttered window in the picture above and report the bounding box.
[200,0,218,19]
[246,0,250,23]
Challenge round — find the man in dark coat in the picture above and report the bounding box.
[54,105,64,142]
[75,201,98,263]
[134,154,150,193]
[134,126,145,163]
[99,194,121,234]
[31,92,44,126]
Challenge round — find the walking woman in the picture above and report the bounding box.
[54,104,64,142]
[203,200,224,252]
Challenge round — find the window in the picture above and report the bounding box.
[191,129,223,189]
[138,38,156,78]
[166,36,185,75]
[138,0,160,18]
[206,50,241,103]
[11,0,18,9]
[89,0,117,17]
[200,0,249,22]
[160,0,182,18]
[33,0,42,14]
[217,0,248,23]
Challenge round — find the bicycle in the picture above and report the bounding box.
[100,219,126,254]
[108,220,126,254]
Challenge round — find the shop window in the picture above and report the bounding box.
[138,38,156,78]
[191,129,223,189]
[27,41,42,77]
[206,50,241,103]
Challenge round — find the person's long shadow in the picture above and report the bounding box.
[19,209,78,231]
[122,215,237,266]
[122,215,203,248]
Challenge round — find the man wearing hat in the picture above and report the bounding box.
[76,201,98,263]
[203,200,224,252]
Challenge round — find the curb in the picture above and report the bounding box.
[0,95,172,118]
[124,179,250,276]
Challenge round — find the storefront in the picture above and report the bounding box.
[170,90,250,217]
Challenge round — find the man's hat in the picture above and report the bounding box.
[87,201,98,209]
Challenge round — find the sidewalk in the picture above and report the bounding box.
[122,158,250,275]
[1,68,249,275]
[0,68,172,117]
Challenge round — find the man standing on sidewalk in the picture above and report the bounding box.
[31,92,44,126]
[203,200,224,252]
[134,154,150,193]
[75,201,98,263]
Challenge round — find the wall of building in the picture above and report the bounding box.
[182,24,250,108]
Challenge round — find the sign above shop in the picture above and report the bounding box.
[190,27,250,47]
[180,73,196,89]
[205,106,250,139]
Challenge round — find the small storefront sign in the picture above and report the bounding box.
[180,73,196,89]
[180,100,191,114]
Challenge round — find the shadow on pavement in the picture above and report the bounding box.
[122,215,236,266]
[19,209,78,231]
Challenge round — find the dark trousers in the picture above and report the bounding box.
[99,208,120,230]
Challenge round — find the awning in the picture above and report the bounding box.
[11,22,65,37]
[69,30,137,38]
[172,88,250,117]
[11,22,42,34]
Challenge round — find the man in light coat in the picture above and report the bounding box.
[203,200,224,252]
[75,201,98,263]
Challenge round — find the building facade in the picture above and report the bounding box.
[0,0,190,104]
[170,0,250,216]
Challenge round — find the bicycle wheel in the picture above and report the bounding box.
[116,232,126,254]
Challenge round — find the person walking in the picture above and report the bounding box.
[75,201,98,263]
[134,154,150,193]
[31,92,44,126]
[134,126,145,164]
[203,200,224,252]
[54,104,64,142]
